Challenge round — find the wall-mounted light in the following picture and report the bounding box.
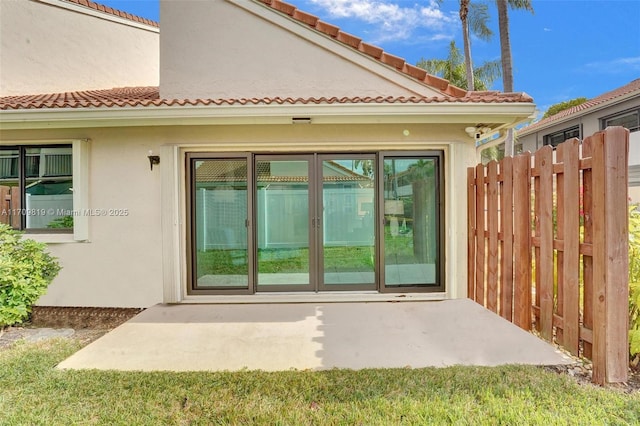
[148,150,160,171]
[465,124,493,140]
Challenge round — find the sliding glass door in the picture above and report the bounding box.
[188,155,252,294]
[255,156,314,291]
[187,151,443,294]
[379,154,443,292]
[318,155,376,291]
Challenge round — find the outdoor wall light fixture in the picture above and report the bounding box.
[465,124,493,139]
[147,151,160,170]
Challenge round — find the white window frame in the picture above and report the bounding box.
[0,139,89,243]
[601,108,640,133]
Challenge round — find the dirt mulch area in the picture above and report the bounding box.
[0,306,143,351]
[30,306,143,329]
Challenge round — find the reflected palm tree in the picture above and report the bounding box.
[407,160,436,264]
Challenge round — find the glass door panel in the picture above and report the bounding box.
[319,157,376,289]
[256,157,313,290]
[192,158,250,291]
[382,157,440,288]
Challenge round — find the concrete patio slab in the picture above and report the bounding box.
[57,299,572,372]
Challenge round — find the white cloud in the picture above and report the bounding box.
[583,56,640,73]
[307,0,457,43]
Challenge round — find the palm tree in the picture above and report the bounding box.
[417,41,501,91]
[498,0,533,155]
[460,1,493,91]
[460,0,473,90]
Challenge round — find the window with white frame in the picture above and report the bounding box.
[601,108,640,132]
[0,140,88,239]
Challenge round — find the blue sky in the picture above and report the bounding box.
[100,0,639,119]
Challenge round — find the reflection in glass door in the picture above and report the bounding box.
[381,156,441,289]
[190,157,250,293]
[319,156,376,290]
[256,157,314,291]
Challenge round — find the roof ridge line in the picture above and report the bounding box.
[256,0,469,98]
[62,0,159,28]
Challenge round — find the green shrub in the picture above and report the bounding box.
[0,224,61,327]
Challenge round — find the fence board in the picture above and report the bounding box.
[475,164,486,305]
[512,153,531,329]
[602,127,630,383]
[536,146,554,341]
[562,138,581,355]
[556,143,566,346]
[487,161,499,312]
[582,137,594,359]
[500,157,514,320]
[467,167,476,300]
[591,131,607,385]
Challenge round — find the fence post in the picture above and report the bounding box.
[591,127,629,385]
[467,167,476,300]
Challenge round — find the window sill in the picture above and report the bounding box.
[25,234,86,244]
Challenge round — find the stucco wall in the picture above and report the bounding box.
[0,0,159,96]
[160,0,436,100]
[1,123,475,307]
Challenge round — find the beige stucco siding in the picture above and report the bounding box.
[1,123,475,307]
[0,0,159,96]
[160,0,439,100]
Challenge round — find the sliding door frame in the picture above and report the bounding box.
[186,152,254,295]
[377,151,446,293]
[185,150,445,295]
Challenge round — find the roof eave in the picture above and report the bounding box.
[0,102,536,130]
[519,88,640,136]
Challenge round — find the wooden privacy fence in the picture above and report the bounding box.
[467,127,630,385]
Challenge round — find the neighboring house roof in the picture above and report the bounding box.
[63,0,158,27]
[520,78,640,135]
[0,86,533,110]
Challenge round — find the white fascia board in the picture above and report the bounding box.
[231,0,441,98]
[0,102,536,130]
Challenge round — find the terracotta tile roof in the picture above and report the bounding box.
[0,87,533,110]
[258,0,470,98]
[63,0,159,27]
[520,78,640,134]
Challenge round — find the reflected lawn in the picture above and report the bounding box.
[197,245,375,276]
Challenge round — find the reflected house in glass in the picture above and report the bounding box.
[0,147,73,230]
[0,0,536,307]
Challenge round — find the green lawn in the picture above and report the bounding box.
[1,339,639,425]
